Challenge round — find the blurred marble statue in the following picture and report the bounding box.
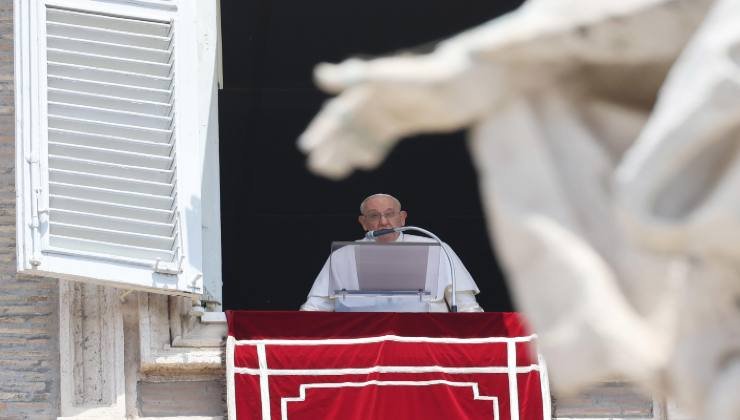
[298,0,740,418]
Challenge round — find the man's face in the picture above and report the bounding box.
[358,196,407,242]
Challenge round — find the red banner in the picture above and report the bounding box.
[226,311,550,420]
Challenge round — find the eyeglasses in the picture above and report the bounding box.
[362,211,401,223]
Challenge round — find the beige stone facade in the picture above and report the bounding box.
[2,3,227,418]
[0,0,61,418]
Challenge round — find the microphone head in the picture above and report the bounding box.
[366,228,397,239]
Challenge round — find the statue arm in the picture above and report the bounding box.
[297,50,502,179]
[297,0,706,180]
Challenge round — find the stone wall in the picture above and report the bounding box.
[553,383,655,418]
[0,1,62,419]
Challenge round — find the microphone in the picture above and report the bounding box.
[364,228,398,239]
[364,226,458,312]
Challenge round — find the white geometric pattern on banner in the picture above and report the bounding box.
[226,333,551,420]
[280,381,501,420]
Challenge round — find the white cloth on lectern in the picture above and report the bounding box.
[300,233,482,311]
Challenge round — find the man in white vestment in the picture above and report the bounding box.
[300,193,483,312]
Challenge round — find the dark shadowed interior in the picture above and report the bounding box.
[219,0,524,311]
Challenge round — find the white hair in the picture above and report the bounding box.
[359,193,402,214]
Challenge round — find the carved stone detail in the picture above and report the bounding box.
[138,293,226,374]
[59,280,125,419]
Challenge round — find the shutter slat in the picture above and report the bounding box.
[48,74,172,103]
[49,182,174,211]
[47,22,171,50]
[48,115,173,143]
[48,62,172,90]
[47,35,171,63]
[49,155,174,184]
[48,87,171,116]
[49,208,175,237]
[50,222,176,250]
[50,169,174,196]
[48,75,172,103]
[49,235,175,262]
[49,142,173,170]
[49,128,172,157]
[48,49,172,78]
[46,8,171,37]
[50,194,174,224]
[49,101,172,129]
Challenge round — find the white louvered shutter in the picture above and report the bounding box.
[16,0,217,295]
[46,7,180,263]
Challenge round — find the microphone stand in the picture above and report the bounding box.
[370,226,458,312]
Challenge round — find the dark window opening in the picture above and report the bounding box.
[218,0,522,311]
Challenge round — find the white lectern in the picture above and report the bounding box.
[328,241,441,312]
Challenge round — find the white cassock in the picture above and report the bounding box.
[300,233,483,312]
